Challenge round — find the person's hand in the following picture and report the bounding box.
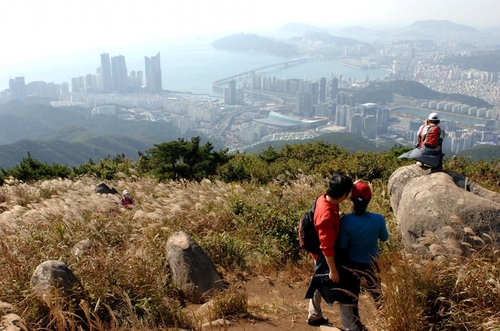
[329,269,339,283]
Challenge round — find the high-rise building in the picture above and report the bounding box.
[229,80,236,105]
[364,115,377,139]
[295,92,314,117]
[376,107,390,134]
[136,71,144,87]
[251,74,262,90]
[71,76,85,93]
[9,76,26,99]
[319,77,327,103]
[349,114,363,135]
[111,55,128,93]
[100,53,112,93]
[330,77,338,99]
[145,52,162,92]
[309,81,319,105]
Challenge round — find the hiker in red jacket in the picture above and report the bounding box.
[399,112,446,171]
[120,190,135,208]
[416,112,446,151]
[306,172,353,327]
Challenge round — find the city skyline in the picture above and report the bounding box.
[1,0,499,87]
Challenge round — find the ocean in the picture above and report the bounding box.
[1,38,390,95]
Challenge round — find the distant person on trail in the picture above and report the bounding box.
[398,112,446,171]
[120,190,135,208]
[305,172,353,327]
[338,180,389,331]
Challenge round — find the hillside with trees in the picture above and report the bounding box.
[211,33,298,57]
[1,137,499,331]
[443,50,500,72]
[352,80,491,108]
[456,144,500,161]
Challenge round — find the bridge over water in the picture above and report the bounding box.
[212,57,339,93]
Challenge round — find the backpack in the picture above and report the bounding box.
[423,125,442,149]
[298,198,321,255]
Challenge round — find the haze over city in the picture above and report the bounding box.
[1,0,499,90]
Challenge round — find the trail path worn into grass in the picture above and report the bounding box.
[186,275,379,331]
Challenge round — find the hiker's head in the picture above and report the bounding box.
[428,112,440,124]
[123,189,131,197]
[351,180,372,215]
[327,172,353,201]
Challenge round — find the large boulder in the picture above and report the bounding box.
[95,182,119,195]
[388,165,500,249]
[166,231,224,304]
[30,260,84,298]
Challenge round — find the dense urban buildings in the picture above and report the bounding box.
[2,35,500,155]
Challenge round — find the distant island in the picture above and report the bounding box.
[211,33,298,57]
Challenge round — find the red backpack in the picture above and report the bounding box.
[422,125,442,149]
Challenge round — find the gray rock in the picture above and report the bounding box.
[388,165,500,249]
[95,182,118,195]
[71,239,93,257]
[30,260,83,298]
[166,231,224,304]
[387,164,431,215]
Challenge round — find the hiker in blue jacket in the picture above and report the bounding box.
[338,180,389,331]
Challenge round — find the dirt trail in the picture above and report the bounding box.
[187,275,379,331]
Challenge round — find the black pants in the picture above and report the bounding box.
[339,260,381,305]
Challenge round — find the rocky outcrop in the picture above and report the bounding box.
[388,165,500,249]
[166,231,225,304]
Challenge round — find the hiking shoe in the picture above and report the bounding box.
[356,321,368,331]
[307,316,330,326]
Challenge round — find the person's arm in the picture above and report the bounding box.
[325,255,339,282]
[315,207,341,282]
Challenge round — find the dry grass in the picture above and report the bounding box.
[0,174,328,330]
[378,220,500,330]
[1,175,499,330]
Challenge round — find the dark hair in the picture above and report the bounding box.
[430,119,440,125]
[352,198,371,216]
[326,172,353,199]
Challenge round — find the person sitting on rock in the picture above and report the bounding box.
[399,112,446,171]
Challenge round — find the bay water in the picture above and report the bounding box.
[1,37,389,95]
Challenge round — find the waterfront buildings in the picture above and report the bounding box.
[145,52,162,93]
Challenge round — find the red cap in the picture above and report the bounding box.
[351,181,372,202]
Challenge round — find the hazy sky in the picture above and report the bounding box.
[1,0,498,86]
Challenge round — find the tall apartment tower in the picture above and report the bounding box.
[228,80,237,104]
[295,92,314,117]
[100,53,112,93]
[319,77,327,102]
[145,52,162,92]
[111,55,128,93]
[9,76,26,99]
[330,77,339,99]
